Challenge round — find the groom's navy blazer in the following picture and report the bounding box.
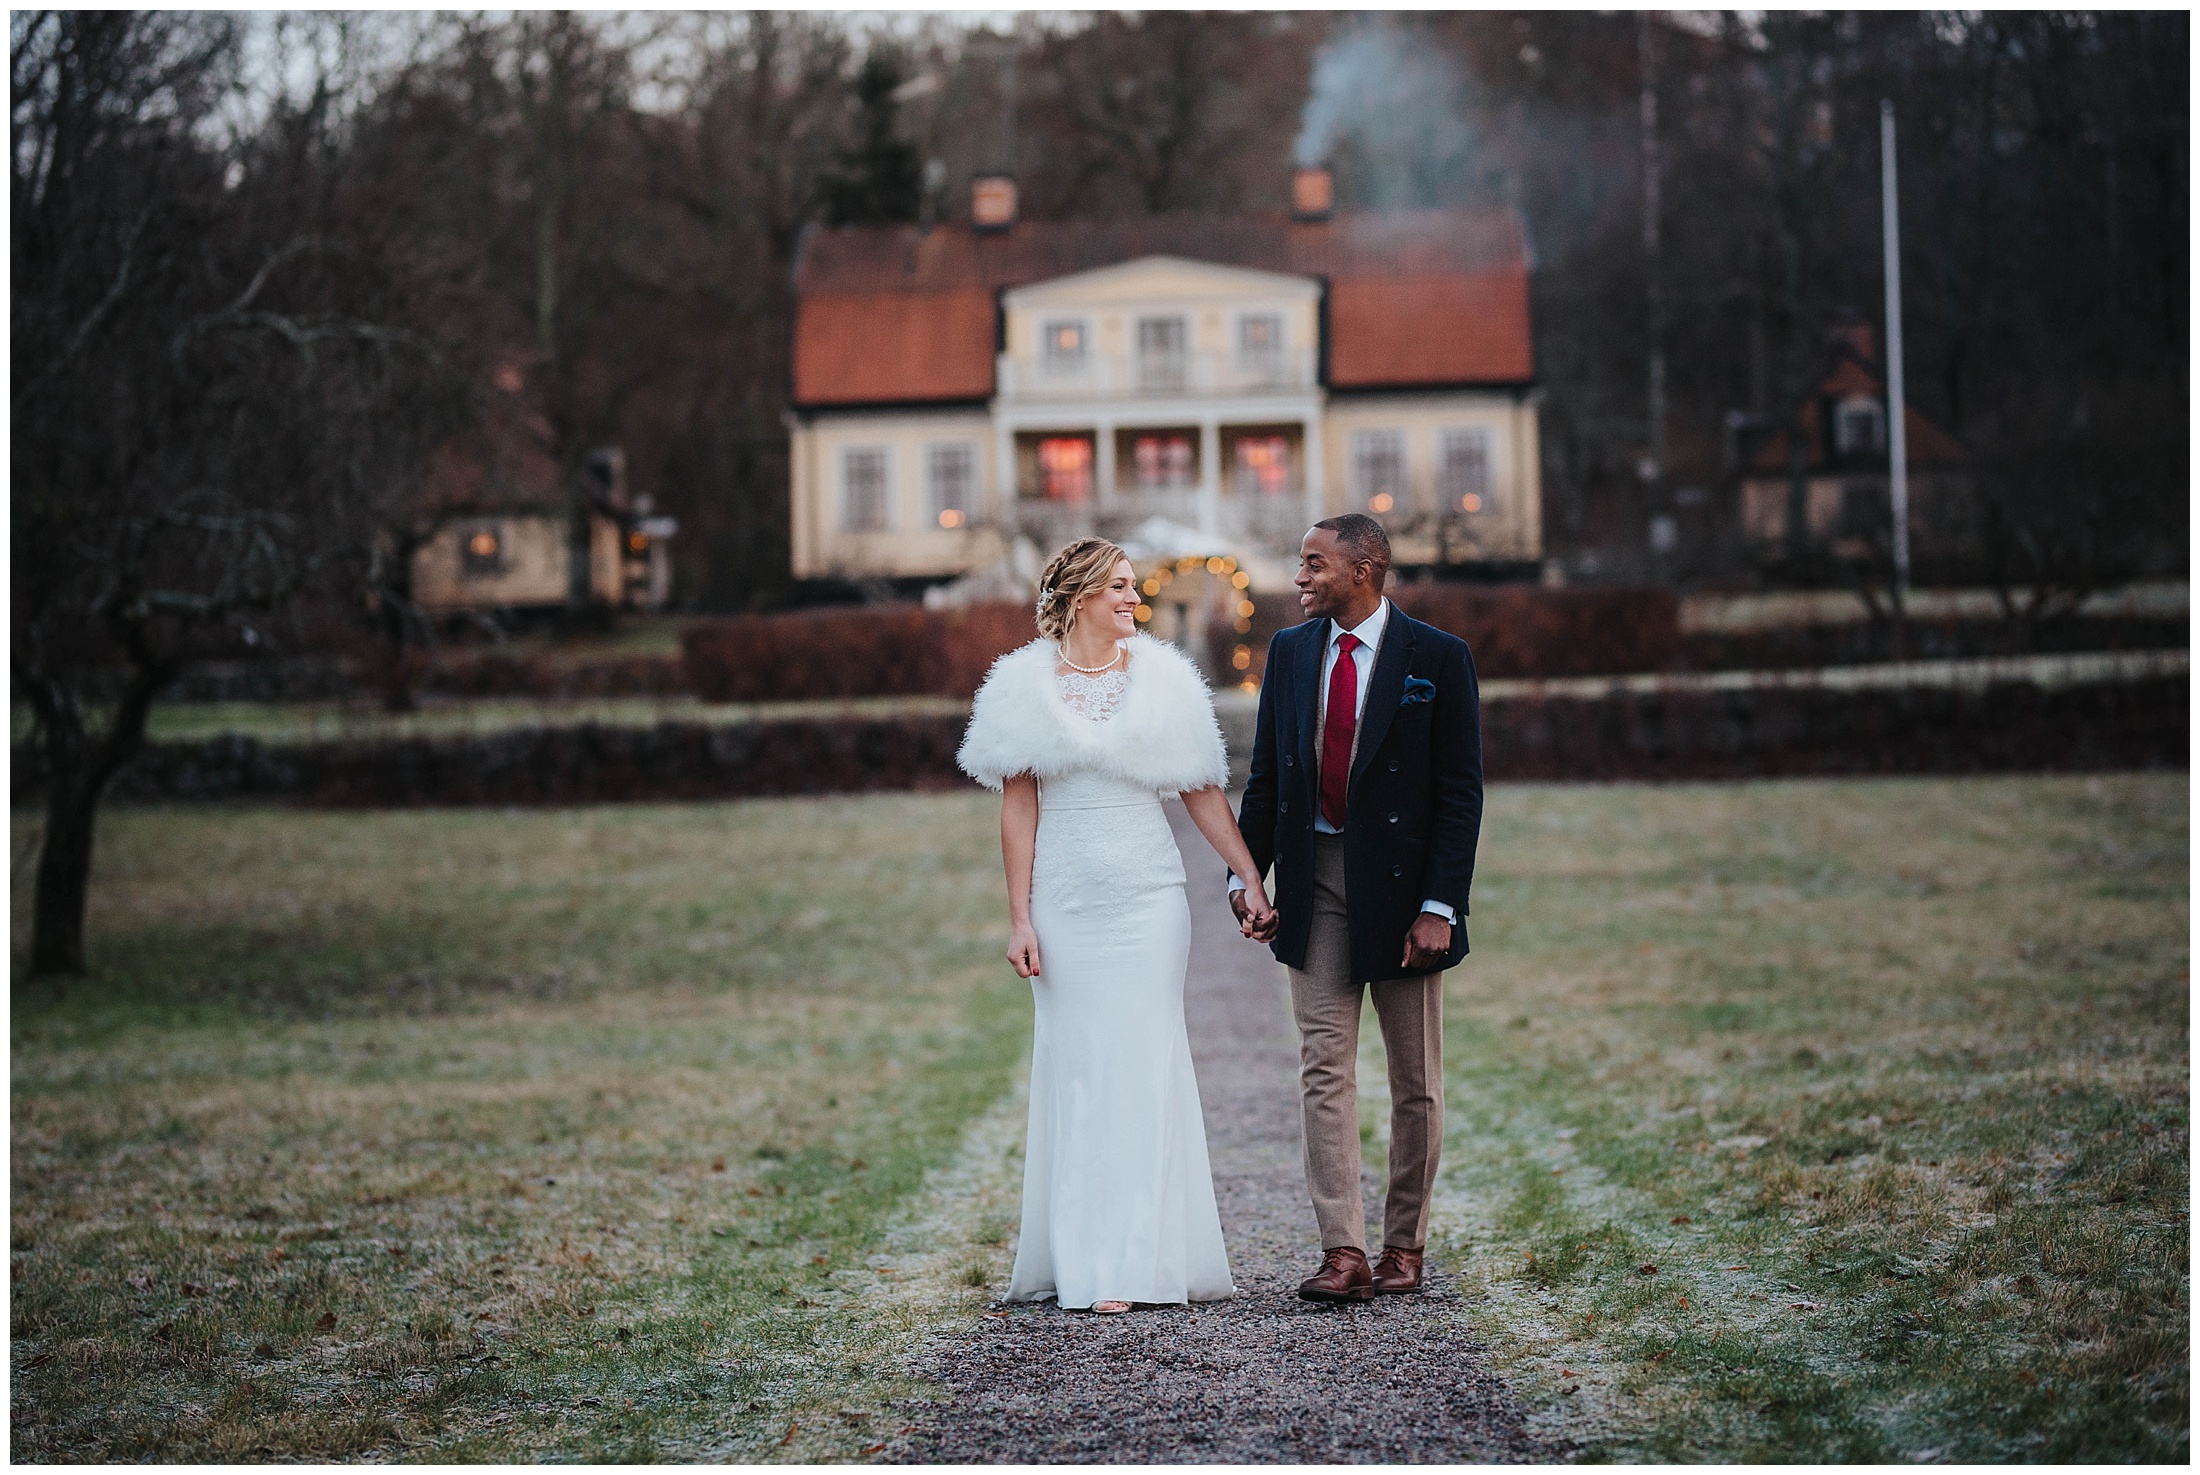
[1234,605,1484,984]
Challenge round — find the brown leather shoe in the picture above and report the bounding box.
[1371,1245,1425,1294]
[1298,1246,1375,1303]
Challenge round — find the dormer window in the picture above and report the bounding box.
[1834,397,1886,456]
[1042,320,1087,375]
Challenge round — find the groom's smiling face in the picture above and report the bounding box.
[1295,529,1380,624]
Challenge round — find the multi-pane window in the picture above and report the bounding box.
[927,443,976,528]
[1238,313,1283,378]
[1352,430,1407,513]
[841,447,891,532]
[1233,435,1292,496]
[1438,428,1493,512]
[1034,437,1093,502]
[1834,398,1885,456]
[1131,432,1196,491]
[1136,315,1187,391]
[1042,319,1087,375]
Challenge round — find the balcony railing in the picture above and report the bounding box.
[997,347,1317,402]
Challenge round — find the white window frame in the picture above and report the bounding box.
[1437,427,1494,511]
[925,441,977,527]
[1136,314,1188,392]
[1236,310,1285,377]
[1834,397,1885,456]
[1040,317,1089,377]
[1352,429,1407,509]
[840,445,893,533]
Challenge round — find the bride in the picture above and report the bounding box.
[958,537,1278,1314]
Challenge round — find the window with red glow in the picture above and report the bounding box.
[1035,437,1093,501]
[1233,436,1292,496]
[1132,434,1195,490]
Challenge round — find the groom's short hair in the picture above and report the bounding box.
[1312,513,1392,584]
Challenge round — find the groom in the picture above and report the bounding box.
[1228,514,1483,1304]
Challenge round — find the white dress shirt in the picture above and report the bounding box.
[1233,598,1455,925]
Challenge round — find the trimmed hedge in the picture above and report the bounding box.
[681,602,1035,702]
[1388,583,1682,677]
[21,674,2180,809]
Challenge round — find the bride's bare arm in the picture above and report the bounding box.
[1000,774,1042,978]
[1180,786,1274,924]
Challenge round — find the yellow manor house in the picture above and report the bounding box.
[785,171,1544,599]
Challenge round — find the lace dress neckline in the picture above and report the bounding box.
[1057,666,1130,723]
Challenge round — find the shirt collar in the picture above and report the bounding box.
[1330,598,1389,653]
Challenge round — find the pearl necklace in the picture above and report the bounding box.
[1056,641,1125,675]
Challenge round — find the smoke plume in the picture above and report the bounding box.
[1294,18,1476,210]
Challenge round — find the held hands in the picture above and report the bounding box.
[1229,885,1281,943]
[1401,912,1452,972]
[1005,921,1042,979]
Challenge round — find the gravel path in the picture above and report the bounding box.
[888,806,1546,1464]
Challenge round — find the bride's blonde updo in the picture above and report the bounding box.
[1033,537,1132,642]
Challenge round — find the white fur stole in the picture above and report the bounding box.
[957,634,1230,795]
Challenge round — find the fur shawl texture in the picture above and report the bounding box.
[958,634,1230,794]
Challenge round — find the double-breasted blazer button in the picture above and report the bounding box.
[1387,811,1400,824]
[1388,758,1400,772]
[1279,799,1289,813]
[1284,754,1295,766]
[1391,864,1405,878]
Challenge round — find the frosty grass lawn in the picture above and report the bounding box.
[11,774,2188,1461]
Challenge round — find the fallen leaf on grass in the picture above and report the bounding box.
[811,1255,829,1266]
[316,1312,338,1331]
[1677,1296,1689,1309]
[778,1423,799,1446]
[712,1157,727,1172]
[127,1273,155,1292]
[181,1281,210,1297]
[1560,1368,1575,1377]
[863,1442,886,1456]
[1670,1215,1691,1225]
[1650,1348,1672,1363]
[1790,1301,1821,1311]
[1723,1265,1748,1272]
[1637,1264,1658,1276]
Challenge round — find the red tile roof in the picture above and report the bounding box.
[791,208,1533,408]
[1745,348,1968,473]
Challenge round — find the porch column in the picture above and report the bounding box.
[1094,419,1116,515]
[1302,408,1326,530]
[1197,417,1221,535]
[994,420,1017,529]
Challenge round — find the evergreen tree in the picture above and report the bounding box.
[820,50,922,226]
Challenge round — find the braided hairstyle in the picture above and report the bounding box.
[1033,537,1131,642]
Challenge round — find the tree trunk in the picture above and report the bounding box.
[30,770,101,977]
[26,658,168,978]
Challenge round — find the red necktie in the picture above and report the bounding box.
[1320,632,1361,829]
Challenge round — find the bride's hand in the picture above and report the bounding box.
[1239,887,1279,941]
[1006,921,1042,979]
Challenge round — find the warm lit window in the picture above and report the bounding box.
[927,442,976,528]
[1238,313,1283,377]
[1834,398,1886,456]
[1137,315,1187,392]
[458,521,505,578]
[1042,320,1087,374]
[841,447,891,532]
[1034,437,1093,502]
[1233,435,1292,496]
[1132,433,1196,491]
[1353,430,1406,513]
[1438,428,1492,512]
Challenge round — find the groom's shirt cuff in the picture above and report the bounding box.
[1226,874,1247,895]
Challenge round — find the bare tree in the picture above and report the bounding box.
[11,11,458,975]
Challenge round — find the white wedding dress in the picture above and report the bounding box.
[958,635,1235,1309]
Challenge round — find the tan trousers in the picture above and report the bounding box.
[1289,833,1444,1254]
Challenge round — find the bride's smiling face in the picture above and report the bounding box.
[1073,558,1140,640]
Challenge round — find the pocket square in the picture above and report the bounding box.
[1399,676,1437,707]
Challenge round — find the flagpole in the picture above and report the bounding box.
[1880,98,1912,610]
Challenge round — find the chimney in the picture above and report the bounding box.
[971,174,1018,232]
[1828,313,1875,363]
[1292,166,1334,223]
